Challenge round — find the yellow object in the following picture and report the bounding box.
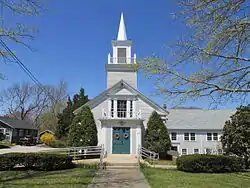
[40,132,55,146]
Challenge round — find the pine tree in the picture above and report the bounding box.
[72,88,89,111]
[221,105,250,168]
[68,106,97,147]
[145,111,171,158]
[55,97,73,139]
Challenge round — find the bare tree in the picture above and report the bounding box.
[0,81,68,128]
[139,0,250,107]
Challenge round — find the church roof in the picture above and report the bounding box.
[73,80,169,115]
[166,109,235,130]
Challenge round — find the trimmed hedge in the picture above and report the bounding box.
[0,152,74,171]
[176,154,245,173]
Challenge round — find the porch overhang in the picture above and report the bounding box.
[99,118,144,127]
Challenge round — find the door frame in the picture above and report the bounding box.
[111,127,132,154]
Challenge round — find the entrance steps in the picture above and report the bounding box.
[103,154,139,169]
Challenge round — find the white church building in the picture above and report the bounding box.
[74,13,234,156]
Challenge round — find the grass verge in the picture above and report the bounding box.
[141,167,250,188]
[0,165,97,188]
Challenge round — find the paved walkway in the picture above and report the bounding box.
[88,168,151,188]
[0,145,59,154]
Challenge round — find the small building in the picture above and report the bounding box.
[0,116,38,143]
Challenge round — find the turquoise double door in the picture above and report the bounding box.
[112,127,130,154]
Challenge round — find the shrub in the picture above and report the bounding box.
[176,154,245,173]
[144,111,171,159]
[0,152,74,171]
[40,133,55,146]
[50,139,68,148]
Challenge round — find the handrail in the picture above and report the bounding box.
[41,145,105,169]
[137,145,159,164]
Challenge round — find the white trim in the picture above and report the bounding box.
[0,120,13,128]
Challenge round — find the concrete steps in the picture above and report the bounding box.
[103,154,139,169]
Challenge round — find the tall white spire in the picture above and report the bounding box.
[117,12,127,41]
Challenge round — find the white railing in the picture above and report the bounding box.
[41,145,105,169]
[109,57,136,64]
[137,145,159,163]
[102,109,141,119]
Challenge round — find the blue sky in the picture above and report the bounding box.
[0,0,244,109]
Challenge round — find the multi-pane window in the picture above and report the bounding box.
[184,133,195,141]
[190,133,196,141]
[171,146,178,151]
[182,149,187,155]
[184,133,189,140]
[218,149,223,155]
[206,148,212,154]
[111,100,114,117]
[194,149,199,154]
[130,100,133,118]
[171,132,177,140]
[19,129,24,137]
[0,128,5,134]
[213,133,218,140]
[117,100,127,118]
[207,133,218,141]
[207,133,212,141]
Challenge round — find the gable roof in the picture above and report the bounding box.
[166,109,235,130]
[0,117,37,130]
[74,80,169,115]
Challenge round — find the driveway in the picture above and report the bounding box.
[0,145,59,154]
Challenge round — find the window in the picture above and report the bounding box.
[190,133,196,141]
[207,133,212,141]
[194,149,199,154]
[130,100,133,118]
[213,133,218,141]
[206,148,212,154]
[0,128,5,134]
[171,146,178,151]
[19,129,24,137]
[117,100,127,118]
[171,132,177,140]
[117,48,127,63]
[218,149,223,155]
[182,149,187,155]
[184,133,189,140]
[111,100,114,117]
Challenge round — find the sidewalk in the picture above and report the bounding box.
[88,168,151,188]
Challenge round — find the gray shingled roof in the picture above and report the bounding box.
[0,117,37,130]
[166,109,235,130]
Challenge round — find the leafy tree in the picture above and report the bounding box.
[221,105,250,168]
[140,0,250,106]
[0,133,5,141]
[68,106,97,147]
[55,97,73,139]
[144,111,171,158]
[0,0,45,78]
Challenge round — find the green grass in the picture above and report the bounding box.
[141,167,250,188]
[152,160,176,165]
[0,166,96,188]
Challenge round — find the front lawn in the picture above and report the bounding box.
[141,167,250,188]
[0,166,96,188]
[152,160,176,165]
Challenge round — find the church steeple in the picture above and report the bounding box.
[106,13,137,89]
[117,13,127,41]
